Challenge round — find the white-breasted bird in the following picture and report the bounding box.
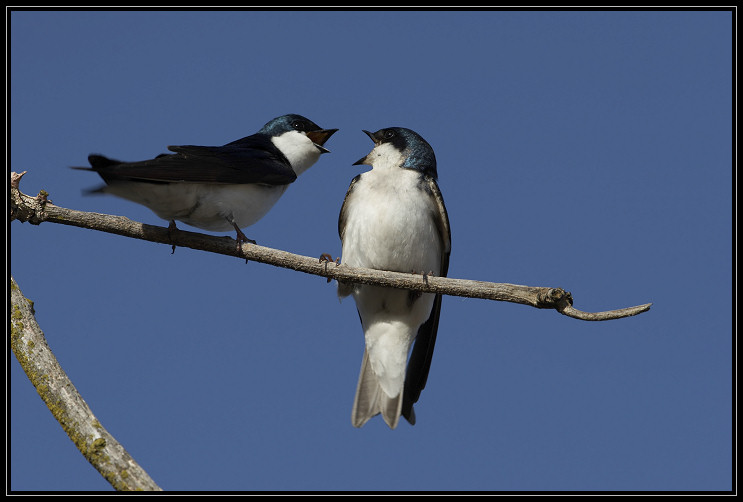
[338,127,451,429]
[75,114,337,244]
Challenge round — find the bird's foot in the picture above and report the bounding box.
[412,269,435,285]
[232,225,256,263]
[422,270,435,285]
[319,253,340,265]
[168,220,178,254]
[233,225,256,249]
[319,254,341,282]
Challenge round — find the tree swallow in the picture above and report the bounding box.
[338,127,451,429]
[75,114,337,244]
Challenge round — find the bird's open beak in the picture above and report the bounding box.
[362,129,384,144]
[306,128,339,153]
[352,130,377,165]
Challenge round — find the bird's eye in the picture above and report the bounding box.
[383,130,395,139]
[291,120,306,131]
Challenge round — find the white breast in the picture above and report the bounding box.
[341,167,443,275]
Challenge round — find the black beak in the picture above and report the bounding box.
[361,129,380,143]
[353,130,377,166]
[306,128,338,153]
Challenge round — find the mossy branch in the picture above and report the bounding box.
[10,171,652,321]
[10,276,162,491]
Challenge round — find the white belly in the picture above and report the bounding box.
[104,181,288,231]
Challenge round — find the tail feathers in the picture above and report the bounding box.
[351,349,407,429]
[402,398,417,425]
[71,155,122,194]
[87,154,120,169]
[70,154,120,171]
[70,154,121,173]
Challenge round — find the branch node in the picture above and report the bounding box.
[536,287,573,309]
[36,189,52,205]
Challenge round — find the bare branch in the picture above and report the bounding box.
[10,172,651,321]
[10,276,163,491]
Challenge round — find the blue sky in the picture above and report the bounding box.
[9,9,733,492]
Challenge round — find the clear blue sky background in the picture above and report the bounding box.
[9,10,733,492]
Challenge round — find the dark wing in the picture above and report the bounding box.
[338,174,362,241]
[402,175,452,424]
[85,134,296,186]
[336,174,362,298]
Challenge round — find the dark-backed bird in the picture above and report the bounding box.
[338,127,451,429]
[75,113,337,244]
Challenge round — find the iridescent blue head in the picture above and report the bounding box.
[354,127,438,179]
[258,114,338,151]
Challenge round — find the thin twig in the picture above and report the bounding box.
[10,172,651,321]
